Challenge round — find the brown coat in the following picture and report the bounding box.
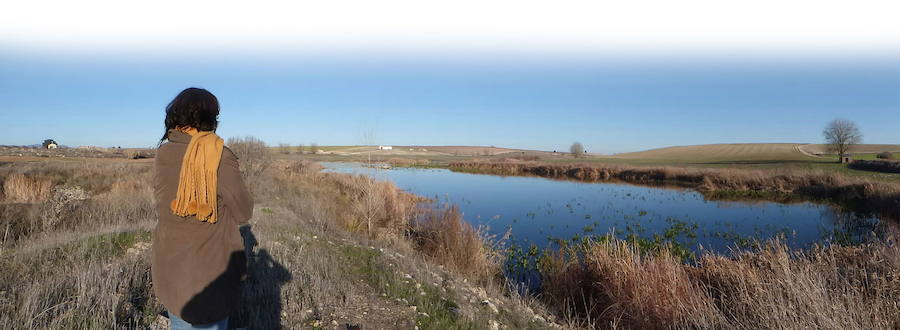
[152,129,253,324]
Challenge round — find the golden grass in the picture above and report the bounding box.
[410,205,501,281]
[0,161,155,246]
[2,173,52,203]
[540,237,900,329]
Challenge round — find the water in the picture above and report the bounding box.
[322,162,883,256]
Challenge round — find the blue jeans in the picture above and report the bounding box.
[169,312,229,330]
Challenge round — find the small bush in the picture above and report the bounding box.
[876,152,894,160]
[227,136,273,192]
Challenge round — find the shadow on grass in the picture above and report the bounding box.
[233,225,292,329]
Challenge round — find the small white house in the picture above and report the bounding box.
[47,143,58,149]
[377,146,393,150]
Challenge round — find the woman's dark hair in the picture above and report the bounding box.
[160,87,220,143]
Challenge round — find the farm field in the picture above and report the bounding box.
[800,144,900,155]
[609,143,823,164]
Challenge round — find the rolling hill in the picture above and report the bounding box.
[611,143,824,164]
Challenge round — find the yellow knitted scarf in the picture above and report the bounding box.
[170,126,224,223]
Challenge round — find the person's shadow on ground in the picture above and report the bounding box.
[232,225,292,329]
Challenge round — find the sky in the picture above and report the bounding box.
[1,1,899,153]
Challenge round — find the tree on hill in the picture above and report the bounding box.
[823,119,862,162]
[570,142,584,158]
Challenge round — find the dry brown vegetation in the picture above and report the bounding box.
[2,173,52,203]
[0,160,159,328]
[0,153,539,328]
[5,147,899,329]
[540,237,900,329]
[267,159,502,282]
[410,205,506,281]
[450,160,900,218]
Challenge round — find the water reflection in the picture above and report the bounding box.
[323,162,884,251]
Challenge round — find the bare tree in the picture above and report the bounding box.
[226,136,273,193]
[309,143,319,154]
[358,128,382,235]
[570,142,584,158]
[297,143,305,154]
[823,119,862,161]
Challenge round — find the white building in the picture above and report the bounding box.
[47,143,58,149]
[377,146,393,150]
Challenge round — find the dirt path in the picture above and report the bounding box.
[795,144,824,158]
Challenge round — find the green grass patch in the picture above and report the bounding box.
[15,230,151,269]
[337,244,480,330]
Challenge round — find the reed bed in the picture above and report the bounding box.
[540,237,900,329]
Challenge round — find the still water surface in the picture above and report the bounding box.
[323,162,882,255]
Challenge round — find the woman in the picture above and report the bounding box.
[152,88,253,329]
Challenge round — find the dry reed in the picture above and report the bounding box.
[410,205,502,281]
[2,173,52,203]
[540,237,900,329]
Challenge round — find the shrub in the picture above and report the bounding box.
[226,136,273,192]
[877,152,894,160]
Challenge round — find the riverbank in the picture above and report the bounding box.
[2,155,898,329]
[0,156,553,329]
[449,160,900,220]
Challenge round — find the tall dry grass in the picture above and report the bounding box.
[0,232,159,328]
[410,205,504,281]
[450,160,900,218]
[540,237,900,329]
[264,160,503,282]
[0,161,155,246]
[2,173,52,203]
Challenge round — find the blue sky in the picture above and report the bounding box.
[1,50,898,153]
